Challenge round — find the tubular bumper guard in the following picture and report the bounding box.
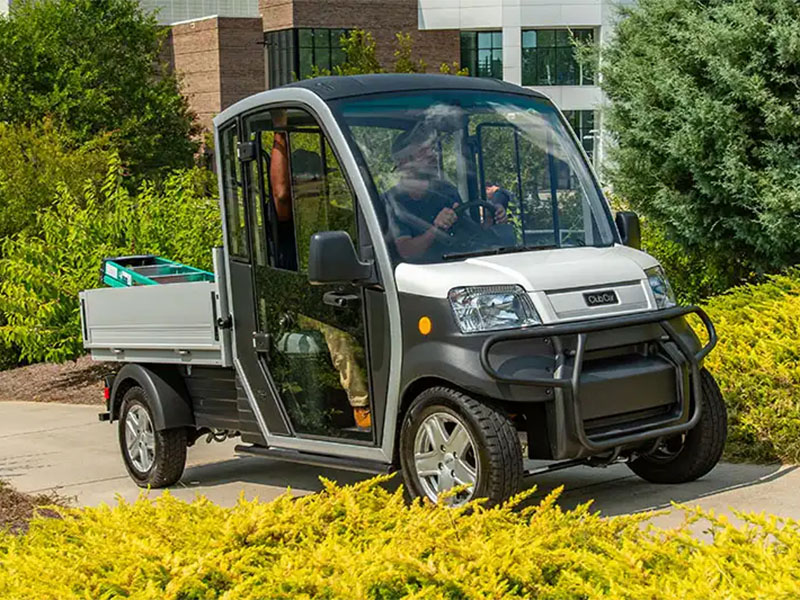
[479,306,717,452]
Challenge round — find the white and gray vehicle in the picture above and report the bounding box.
[80,74,726,505]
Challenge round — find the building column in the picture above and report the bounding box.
[502,0,522,85]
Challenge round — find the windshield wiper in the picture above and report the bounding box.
[442,244,559,261]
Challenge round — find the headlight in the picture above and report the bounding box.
[448,285,541,333]
[645,266,677,309]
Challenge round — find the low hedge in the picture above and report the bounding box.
[1,479,798,599]
[697,268,800,463]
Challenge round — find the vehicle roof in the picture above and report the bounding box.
[281,73,547,101]
[214,74,548,127]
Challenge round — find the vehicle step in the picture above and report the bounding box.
[234,444,394,475]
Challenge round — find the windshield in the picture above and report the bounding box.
[334,90,616,265]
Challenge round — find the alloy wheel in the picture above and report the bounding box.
[413,411,479,505]
[125,404,156,473]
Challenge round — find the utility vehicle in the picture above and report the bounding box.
[80,74,726,506]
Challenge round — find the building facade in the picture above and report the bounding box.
[151,0,630,157]
[418,0,633,164]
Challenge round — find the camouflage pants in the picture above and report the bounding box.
[298,315,369,408]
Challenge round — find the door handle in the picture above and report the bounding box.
[322,291,360,308]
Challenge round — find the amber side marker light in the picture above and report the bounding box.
[418,316,432,335]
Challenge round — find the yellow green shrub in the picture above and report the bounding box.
[1,478,799,599]
[696,268,800,464]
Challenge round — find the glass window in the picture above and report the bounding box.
[220,124,249,260]
[267,28,350,87]
[563,110,598,163]
[335,91,614,265]
[521,28,594,86]
[460,31,502,79]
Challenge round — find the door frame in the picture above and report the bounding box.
[213,88,403,463]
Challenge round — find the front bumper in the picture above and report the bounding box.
[479,306,717,454]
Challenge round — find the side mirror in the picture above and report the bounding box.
[615,211,641,250]
[308,231,373,285]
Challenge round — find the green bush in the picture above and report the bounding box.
[599,0,800,288]
[0,156,221,363]
[698,268,800,464]
[1,479,799,598]
[640,220,733,304]
[0,120,112,240]
[0,0,198,176]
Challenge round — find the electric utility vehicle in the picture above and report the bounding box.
[80,74,726,506]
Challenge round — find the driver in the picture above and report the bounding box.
[386,127,506,262]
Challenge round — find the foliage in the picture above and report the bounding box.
[393,32,426,73]
[0,0,198,176]
[696,268,800,464]
[0,120,113,241]
[599,0,800,288]
[608,195,731,303]
[1,478,799,598]
[0,156,221,363]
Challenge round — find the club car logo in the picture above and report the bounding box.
[583,290,619,307]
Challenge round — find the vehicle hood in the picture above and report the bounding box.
[394,245,661,322]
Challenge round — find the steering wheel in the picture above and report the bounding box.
[446,201,503,244]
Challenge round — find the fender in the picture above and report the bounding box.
[110,363,195,431]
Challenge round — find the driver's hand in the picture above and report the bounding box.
[494,204,508,224]
[433,203,459,230]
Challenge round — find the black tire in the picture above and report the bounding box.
[627,369,727,484]
[118,386,187,488]
[399,386,523,506]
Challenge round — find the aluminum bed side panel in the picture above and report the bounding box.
[80,282,225,366]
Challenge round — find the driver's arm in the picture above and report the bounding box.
[394,205,458,260]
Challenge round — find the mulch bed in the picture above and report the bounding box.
[0,355,113,405]
[0,481,67,535]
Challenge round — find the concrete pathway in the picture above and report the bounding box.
[1,402,797,527]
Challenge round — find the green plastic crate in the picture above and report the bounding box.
[101,255,214,287]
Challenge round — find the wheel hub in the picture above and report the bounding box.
[125,405,155,473]
[413,412,479,506]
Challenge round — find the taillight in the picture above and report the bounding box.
[103,387,111,401]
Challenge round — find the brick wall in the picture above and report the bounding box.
[260,0,460,73]
[168,16,265,131]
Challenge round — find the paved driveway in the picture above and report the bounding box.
[1,401,797,528]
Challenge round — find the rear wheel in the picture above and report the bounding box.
[399,386,522,506]
[119,386,187,488]
[627,369,727,484]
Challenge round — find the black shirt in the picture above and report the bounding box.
[386,179,461,263]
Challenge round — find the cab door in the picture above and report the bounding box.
[236,106,384,446]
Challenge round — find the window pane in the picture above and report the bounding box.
[477,49,492,77]
[556,46,577,85]
[491,49,503,78]
[316,46,331,71]
[460,31,476,50]
[221,126,248,260]
[522,30,536,48]
[313,28,330,49]
[477,31,493,49]
[556,29,571,47]
[538,30,555,47]
[537,47,555,85]
[521,48,536,85]
[298,47,313,79]
[492,31,502,48]
[298,28,313,48]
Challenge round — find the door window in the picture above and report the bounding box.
[243,108,372,441]
[220,124,249,261]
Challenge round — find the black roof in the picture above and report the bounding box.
[281,73,546,101]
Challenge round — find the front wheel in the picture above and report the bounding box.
[627,368,727,484]
[119,386,187,488]
[399,386,522,506]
